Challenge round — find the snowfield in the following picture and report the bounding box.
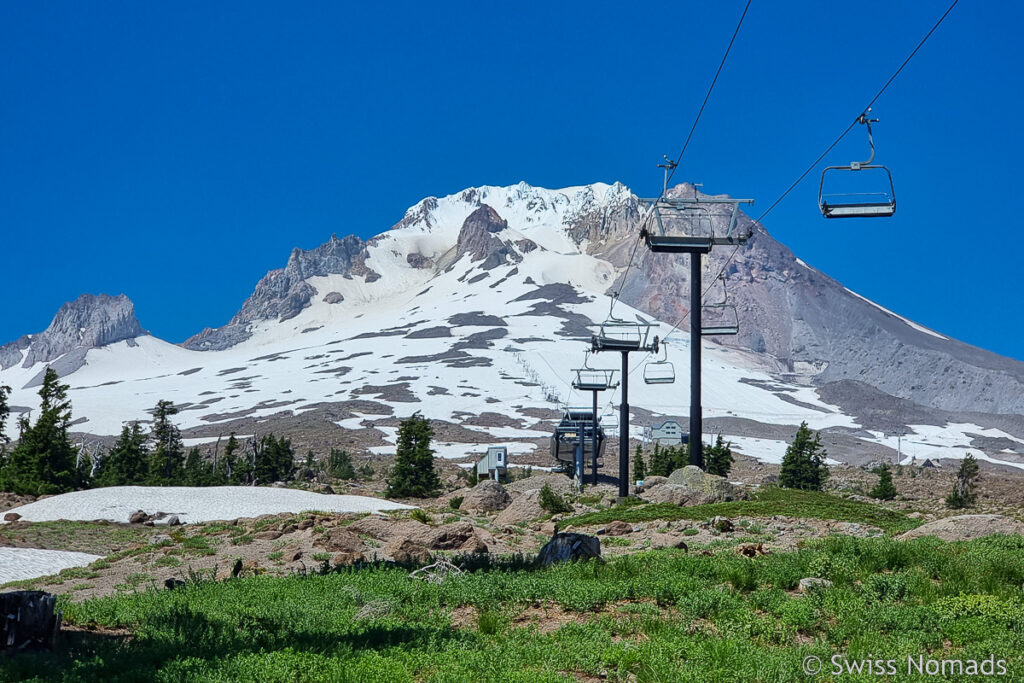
[0,548,102,584]
[0,486,414,525]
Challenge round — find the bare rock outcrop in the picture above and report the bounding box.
[1,294,145,374]
[494,489,546,526]
[898,514,1024,542]
[537,533,601,567]
[459,480,512,512]
[642,466,748,506]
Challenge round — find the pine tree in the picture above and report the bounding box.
[328,448,356,479]
[946,454,980,509]
[632,444,646,483]
[96,423,149,486]
[253,434,294,484]
[779,422,829,491]
[0,368,79,495]
[870,463,897,500]
[387,412,441,498]
[148,400,184,485]
[648,442,672,477]
[706,434,734,477]
[0,384,11,453]
[222,432,250,485]
[184,447,213,486]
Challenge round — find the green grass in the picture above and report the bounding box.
[565,487,921,534]
[3,534,1024,681]
[0,520,150,555]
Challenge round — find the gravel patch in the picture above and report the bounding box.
[0,548,102,584]
[0,486,413,525]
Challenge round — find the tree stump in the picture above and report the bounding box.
[1,591,61,651]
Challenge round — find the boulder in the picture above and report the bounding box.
[3,512,21,522]
[648,532,689,550]
[409,522,487,553]
[313,528,364,553]
[459,480,512,512]
[798,577,832,593]
[898,514,1024,542]
[129,510,149,524]
[348,517,428,541]
[331,551,365,567]
[537,533,601,567]
[604,520,633,536]
[494,489,546,526]
[644,466,748,506]
[712,516,734,533]
[385,538,432,565]
[254,529,283,541]
[284,550,303,563]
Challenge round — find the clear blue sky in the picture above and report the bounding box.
[2,1,1021,359]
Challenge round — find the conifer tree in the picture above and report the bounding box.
[0,384,10,453]
[96,423,149,486]
[706,434,734,477]
[946,454,980,508]
[147,400,184,485]
[184,447,214,486]
[632,444,647,482]
[387,412,441,498]
[648,442,673,477]
[328,448,356,479]
[779,422,829,491]
[222,432,248,484]
[0,368,79,495]
[253,434,294,483]
[870,463,897,500]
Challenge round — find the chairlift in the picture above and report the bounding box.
[819,112,896,218]
[592,301,655,352]
[701,275,740,336]
[644,202,717,254]
[572,352,619,391]
[643,343,676,385]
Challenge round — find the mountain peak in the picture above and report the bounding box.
[0,293,144,373]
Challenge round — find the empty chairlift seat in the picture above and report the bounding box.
[818,112,897,219]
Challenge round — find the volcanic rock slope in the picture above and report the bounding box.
[3,182,1024,469]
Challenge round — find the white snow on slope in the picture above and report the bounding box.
[0,548,102,585]
[0,486,413,525]
[0,181,1003,471]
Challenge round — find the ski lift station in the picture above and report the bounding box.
[475,446,508,481]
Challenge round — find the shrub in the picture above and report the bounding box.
[538,483,572,515]
[409,509,431,524]
[449,496,464,510]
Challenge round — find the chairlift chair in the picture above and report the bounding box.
[644,202,717,254]
[592,316,654,352]
[701,274,740,336]
[643,344,676,384]
[819,112,896,218]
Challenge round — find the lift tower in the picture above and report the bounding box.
[571,362,619,486]
[591,320,658,498]
[639,194,753,469]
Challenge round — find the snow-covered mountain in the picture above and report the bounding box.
[3,182,1024,471]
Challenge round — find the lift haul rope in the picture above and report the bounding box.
[573,0,960,401]
[655,0,960,353]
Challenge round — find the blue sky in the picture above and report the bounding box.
[2,1,1021,360]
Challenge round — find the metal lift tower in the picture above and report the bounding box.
[591,321,658,498]
[571,364,619,486]
[639,195,753,469]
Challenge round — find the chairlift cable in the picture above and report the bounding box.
[663,0,752,191]
[656,0,960,344]
[609,0,751,317]
[740,0,959,234]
